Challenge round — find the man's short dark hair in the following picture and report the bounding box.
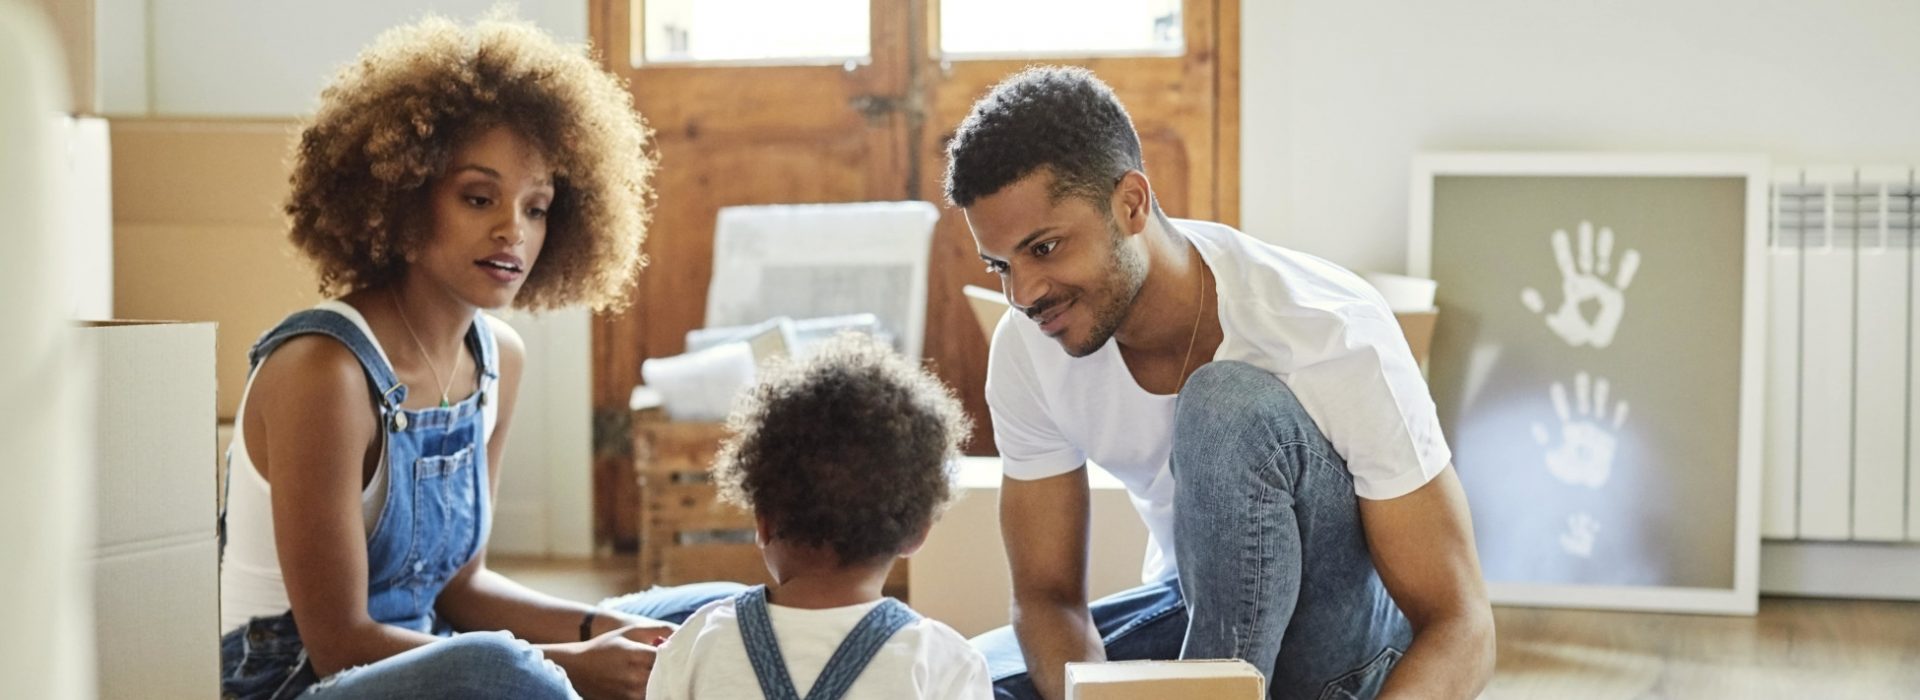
[713,334,972,566]
[943,66,1145,210]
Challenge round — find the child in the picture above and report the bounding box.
[646,334,993,699]
[218,12,741,698]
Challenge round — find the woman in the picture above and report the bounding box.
[218,14,738,699]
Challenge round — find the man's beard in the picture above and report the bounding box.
[1062,223,1148,357]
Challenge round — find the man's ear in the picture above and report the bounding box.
[1111,169,1154,236]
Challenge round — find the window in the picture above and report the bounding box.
[640,0,869,64]
[940,0,1181,57]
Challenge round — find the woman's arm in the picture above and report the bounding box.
[434,318,674,643]
[257,336,441,676]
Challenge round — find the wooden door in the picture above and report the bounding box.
[590,0,1237,548]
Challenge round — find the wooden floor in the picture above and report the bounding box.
[494,556,1920,699]
[1488,599,1920,699]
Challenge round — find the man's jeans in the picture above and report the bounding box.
[972,361,1412,700]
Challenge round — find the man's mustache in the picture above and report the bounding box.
[1023,295,1067,322]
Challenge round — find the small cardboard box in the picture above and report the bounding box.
[909,457,1150,638]
[1066,659,1265,700]
[1394,308,1438,367]
[78,320,219,699]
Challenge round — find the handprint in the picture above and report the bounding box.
[1520,221,1640,349]
[1530,371,1628,489]
[1559,513,1600,558]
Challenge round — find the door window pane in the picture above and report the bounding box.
[940,0,1181,57]
[642,0,868,64]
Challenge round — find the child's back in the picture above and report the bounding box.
[649,588,988,699]
[645,334,991,699]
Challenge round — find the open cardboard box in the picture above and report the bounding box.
[910,457,1150,637]
[1395,308,1437,367]
[77,320,219,698]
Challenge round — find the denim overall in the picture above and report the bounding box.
[734,585,920,700]
[217,307,498,699]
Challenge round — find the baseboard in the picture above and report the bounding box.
[1760,540,1920,601]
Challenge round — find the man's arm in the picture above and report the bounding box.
[1001,466,1101,700]
[1359,464,1496,698]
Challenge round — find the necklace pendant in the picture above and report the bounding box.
[439,397,451,409]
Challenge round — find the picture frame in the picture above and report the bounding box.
[1409,153,1769,614]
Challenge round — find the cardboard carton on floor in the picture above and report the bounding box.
[909,456,1150,638]
[1066,659,1265,699]
[79,320,219,699]
[1395,308,1438,367]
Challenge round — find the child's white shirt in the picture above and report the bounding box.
[645,596,993,700]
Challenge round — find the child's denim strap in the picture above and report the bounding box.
[736,585,802,700]
[733,584,919,700]
[803,595,918,700]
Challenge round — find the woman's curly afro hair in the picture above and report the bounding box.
[713,334,972,567]
[286,12,652,312]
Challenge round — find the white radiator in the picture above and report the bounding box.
[1765,165,1920,542]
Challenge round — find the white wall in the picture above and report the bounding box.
[100,0,587,116]
[1240,0,1920,596]
[2,5,95,696]
[491,307,596,558]
[1241,0,1920,275]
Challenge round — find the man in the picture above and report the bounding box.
[948,66,1494,700]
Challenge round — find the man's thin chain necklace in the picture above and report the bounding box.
[1177,264,1208,391]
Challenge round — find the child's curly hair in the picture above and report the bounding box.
[714,334,972,567]
[286,12,651,311]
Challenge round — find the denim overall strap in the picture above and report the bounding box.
[801,596,918,700]
[734,585,922,700]
[736,586,803,700]
[247,308,409,408]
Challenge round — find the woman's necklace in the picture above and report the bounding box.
[392,290,460,408]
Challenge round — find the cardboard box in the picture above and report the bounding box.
[111,119,319,421]
[909,457,1150,638]
[1066,659,1265,700]
[1394,308,1438,367]
[79,320,219,699]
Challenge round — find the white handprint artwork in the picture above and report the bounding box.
[1530,371,1629,489]
[1520,221,1641,349]
[1559,513,1600,558]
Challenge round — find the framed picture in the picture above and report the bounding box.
[1409,153,1768,614]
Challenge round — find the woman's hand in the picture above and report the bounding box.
[616,622,675,648]
[542,626,660,700]
[593,610,677,648]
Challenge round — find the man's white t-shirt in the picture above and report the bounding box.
[985,219,1452,583]
[646,596,992,700]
